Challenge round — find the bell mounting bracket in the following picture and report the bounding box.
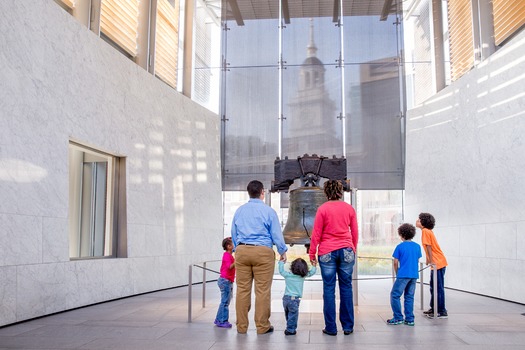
[270,154,350,192]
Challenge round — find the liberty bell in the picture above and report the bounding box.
[271,154,350,248]
[282,186,327,245]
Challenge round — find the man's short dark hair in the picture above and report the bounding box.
[247,180,264,198]
[222,237,232,251]
[290,258,309,277]
[418,212,435,230]
[398,223,416,240]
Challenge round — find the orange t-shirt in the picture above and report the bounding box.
[421,228,447,269]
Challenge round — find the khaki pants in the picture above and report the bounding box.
[235,245,275,334]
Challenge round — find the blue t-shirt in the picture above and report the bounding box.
[392,240,421,279]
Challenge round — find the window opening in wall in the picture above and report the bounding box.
[155,0,181,88]
[100,0,140,58]
[69,142,125,259]
[54,0,75,13]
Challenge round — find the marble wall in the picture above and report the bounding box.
[405,29,525,304]
[0,1,222,326]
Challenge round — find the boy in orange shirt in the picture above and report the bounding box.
[416,212,448,318]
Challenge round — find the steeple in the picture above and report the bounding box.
[306,18,317,58]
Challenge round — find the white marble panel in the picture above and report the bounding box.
[435,225,460,257]
[470,257,501,299]
[127,223,171,258]
[518,222,525,261]
[0,266,17,325]
[485,222,517,259]
[65,260,105,308]
[459,224,486,258]
[102,259,133,300]
[157,255,180,288]
[42,217,69,263]
[132,257,161,294]
[406,29,525,301]
[0,214,42,266]
[499,259,525,304]
[445,256,471,291]
[16,263,67,321]
[126,224,146,258]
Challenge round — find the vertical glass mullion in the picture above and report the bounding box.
[278,0,283,159]
[339,0,346,157]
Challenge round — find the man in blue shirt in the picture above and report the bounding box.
[231,180,288,334]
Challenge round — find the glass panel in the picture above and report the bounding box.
[222,65,279,189]
[357,190,404,275]
[224,19,279,67]
[80,162,108,257]
[343,14,405,190]
[282,16,343,160]
[193,2,222,113]
[221,15,280,190]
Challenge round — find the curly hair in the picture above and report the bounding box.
[222,237,232,251]
[290,258,309,278]
[323,180,343,200]
[398,223,416,240]
[418,212,435,230]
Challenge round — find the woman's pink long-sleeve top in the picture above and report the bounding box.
[309,200,359,260]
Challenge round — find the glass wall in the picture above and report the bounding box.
[220,0,406,191]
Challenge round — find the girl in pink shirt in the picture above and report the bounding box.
[214,237,235,328]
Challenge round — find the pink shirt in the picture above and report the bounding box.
[220,252,235,282]
[309,200,358,260]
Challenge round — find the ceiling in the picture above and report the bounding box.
[222,0,399,25]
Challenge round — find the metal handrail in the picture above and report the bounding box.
[188,260,221,322]
[188,258,437,322]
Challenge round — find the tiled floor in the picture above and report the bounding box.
[1,276,525,349]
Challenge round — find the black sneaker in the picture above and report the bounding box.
[426,311,448,319]
[322,329,337,336]
[284,330,296,335]
[423,309,434,315]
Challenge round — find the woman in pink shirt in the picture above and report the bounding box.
[309,180,358,336]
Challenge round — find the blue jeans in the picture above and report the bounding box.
[390,278,417,322]
[282,295,301,333]
[429,267,447,313]
[318,247,355,334]
[215,277,233,322]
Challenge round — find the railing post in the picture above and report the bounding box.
[353,255,358,306]
[202,262,207,308]
[419,262,424,310]
[433,264,438,318]
[188,264,193,323]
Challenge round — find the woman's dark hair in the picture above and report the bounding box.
[222,237,232,251]
[398,223,416,240]
[323,180,343,200]
[290,258,309,277]
[247,180,264,198]
[418,212,436,230]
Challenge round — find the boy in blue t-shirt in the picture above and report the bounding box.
[278,258,316,335]
[387,223,422,326]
